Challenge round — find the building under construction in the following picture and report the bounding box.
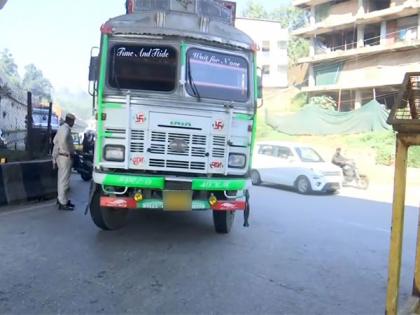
[293,0,420,111]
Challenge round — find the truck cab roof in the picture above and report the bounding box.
[103,1,254,50]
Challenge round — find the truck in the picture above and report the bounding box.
[87,0,262,233]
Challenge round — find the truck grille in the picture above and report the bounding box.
[130,130,145,153]
[144,131,226,173]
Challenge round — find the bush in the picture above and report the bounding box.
[290,92,308,112]
[408,147,420,168]
[309,96,337,111]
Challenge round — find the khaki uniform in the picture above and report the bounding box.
[52,123,75,205]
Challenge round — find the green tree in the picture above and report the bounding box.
[288,36,309,64]
[22,64,53,100]
[270,7,307,31]
[269,7,309,64]
[0,49,21,85]
[242,1,268,19]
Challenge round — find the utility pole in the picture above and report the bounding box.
[26,91,33,158]
[46,101,53,154]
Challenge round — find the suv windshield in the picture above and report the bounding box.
[108,44,177,92]
[295,147,324,163]
[186,48,249,102]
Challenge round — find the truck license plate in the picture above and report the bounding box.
[163,190,192,211]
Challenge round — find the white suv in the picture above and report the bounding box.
[251,142,343,194]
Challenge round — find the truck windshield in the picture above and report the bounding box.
[108,44,177,92]
[186,48,249,102]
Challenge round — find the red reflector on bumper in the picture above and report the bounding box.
[212,201,246,211]
[100,197,136,209]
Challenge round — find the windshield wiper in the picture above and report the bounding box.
[187,59,201,101]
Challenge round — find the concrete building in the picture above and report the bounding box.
[236,18,289,88]
[293,0,420,111]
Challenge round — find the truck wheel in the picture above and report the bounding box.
[213,211,235,234]
[90,188,128,231]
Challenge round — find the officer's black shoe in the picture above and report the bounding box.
[58,203,74,211]
[67,200,75,208]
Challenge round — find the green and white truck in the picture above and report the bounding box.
[88,0,261,233]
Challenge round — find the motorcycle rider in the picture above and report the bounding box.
[331,148,358,179]
[82,130,95,155]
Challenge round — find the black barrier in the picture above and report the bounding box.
[21,162,45,201]
[2,162,25,204]
[38,161,57,199]
[0,159,57,206]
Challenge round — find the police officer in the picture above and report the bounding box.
[52,113,76,211]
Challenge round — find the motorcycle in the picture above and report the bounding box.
[73,152,93,181]
[341,161,369,190]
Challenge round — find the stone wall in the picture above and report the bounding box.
[0,93,26,132]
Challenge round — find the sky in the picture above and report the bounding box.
[0,0,289,93]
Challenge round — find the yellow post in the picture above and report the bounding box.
[413,203,420,298]
[386,134,409,315]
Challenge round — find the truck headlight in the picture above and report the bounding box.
[228,153,246,169]
[104,145,125,162]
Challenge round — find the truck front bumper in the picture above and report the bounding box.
[93,172,248,191]
[93,171,249,211]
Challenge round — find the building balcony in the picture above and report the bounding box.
[293,2,420,38]
[301,82,398,93]
[303,47,420,92]
[299,38,420,64]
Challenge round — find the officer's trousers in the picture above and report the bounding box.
[57,156,73,205]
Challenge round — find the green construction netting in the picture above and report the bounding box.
[267,99,391,136]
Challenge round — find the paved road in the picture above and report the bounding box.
[0,176,418,315]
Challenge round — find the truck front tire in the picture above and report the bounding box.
[90,188,128,231]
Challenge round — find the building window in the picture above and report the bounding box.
[277,65,287,73]
[262,41,270,52]
[366,0,390,13]
[262,65,270,75]
[364,24,381,47]
[277,41,287,50]
[2,111,6,118]
[314,62,343,86]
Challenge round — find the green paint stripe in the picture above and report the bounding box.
[180,42,187,66]
[235,114,252,121]
[103,174,165,189]
[250,52,258,168]
[103,102,124,109]
[96,34,109,164]
[192,179,246,191]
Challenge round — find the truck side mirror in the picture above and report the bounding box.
[256,67,264,108]
[88,56,99,82]
[257,74,263,100]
